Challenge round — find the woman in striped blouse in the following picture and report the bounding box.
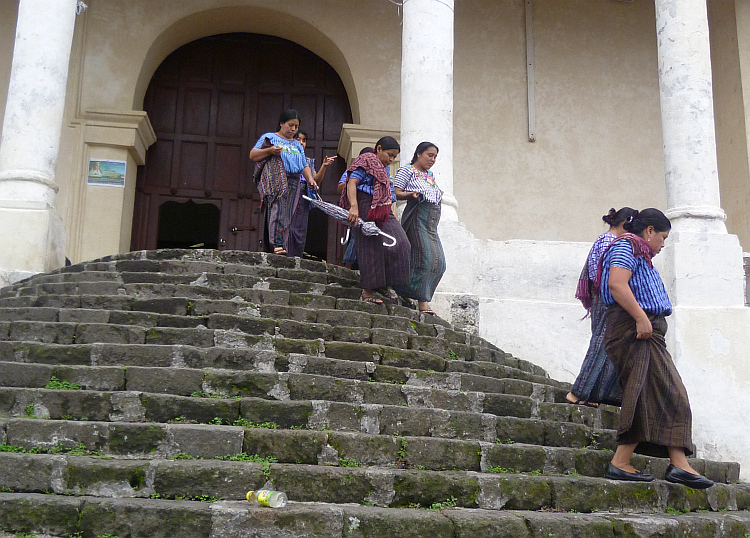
[393,142,446,315]
[599,208,713,489]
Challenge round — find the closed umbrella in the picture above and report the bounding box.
[302,194,396,247]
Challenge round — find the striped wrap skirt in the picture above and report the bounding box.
[570,296,622,406]
[353,190,411,290]
[264,173,302,251]
[395,198,446,302]
[286,181,309,257]
[604,303,693,457]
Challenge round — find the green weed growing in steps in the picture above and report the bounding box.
[190,390,241,400]
[217,453,278,479]
[338,458,363,467]
[45,376,82,390]
[0,442,100,457]
[406,496,458,511]
[488,466,517,474]
[24,405,36,418]
[447,350,459,361]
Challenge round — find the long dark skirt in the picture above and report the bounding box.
[604,303,693,457]
[353,190,411,290]
[395,199,446,302]
[264,173,302,251]
[570,297,622,406]
[286,181,309,258]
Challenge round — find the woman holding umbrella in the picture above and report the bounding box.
[249,109,316,255]
[393,142,446,315]
[340,136,411,304]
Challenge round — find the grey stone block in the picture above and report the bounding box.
[140,393,240,424]
[371,328,409,348]
[343,504,455,537]
[168,423,244,459]
[145,326,216,347]
[75,323,146,345]
[243,428,327,465]
[207,314,277,335]
[332,325,372,343]
[58,309,109,323]
[0,492,82,536]
[0,453,66,493]
[10,321,76,344]
[78,497,213,538]
[126,366,204,396]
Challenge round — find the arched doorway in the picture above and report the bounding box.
[131,33,352,261]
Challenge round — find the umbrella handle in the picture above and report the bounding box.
[341,228,350,245]
[380,231,397,247]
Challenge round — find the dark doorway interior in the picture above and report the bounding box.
[157,199,220,249]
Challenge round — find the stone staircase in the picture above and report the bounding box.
[0,249,748,538]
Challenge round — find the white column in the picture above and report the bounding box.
[401,0,458,222]
[0,0,79,285]
[653,0,745,308]
[655,0,726,234]
[651,0,750,482]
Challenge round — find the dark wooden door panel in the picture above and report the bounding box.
[135,33,352,262]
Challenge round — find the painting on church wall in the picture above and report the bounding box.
[87,159,126,187]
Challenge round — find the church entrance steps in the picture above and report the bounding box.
[0,453,747,513]
[0,249,747,535]
[3,493,750,538]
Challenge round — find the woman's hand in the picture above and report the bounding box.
[270,145,283,156]
[635,316,653,340]
[409,191,420,200]
[307,178,318,189]
[347,207,359,224]
[321,156,337,167]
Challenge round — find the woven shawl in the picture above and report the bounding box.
[253,137,287,204]
[338,152,392,226]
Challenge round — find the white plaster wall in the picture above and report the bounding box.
[0,0,19,143]
[454,0,667,243]
[667,307,750,480]
[435,217,597,383]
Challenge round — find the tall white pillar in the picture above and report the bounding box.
[652,0,750,481]
[401,0,458,222]
[656,0,726,235]
[0,0,79,286]
[653,0,745,308]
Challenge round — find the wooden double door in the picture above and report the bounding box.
[131,33,352,261]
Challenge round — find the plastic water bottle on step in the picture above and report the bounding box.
[246,489,288,508]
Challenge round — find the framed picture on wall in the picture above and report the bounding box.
[87,159,126,187]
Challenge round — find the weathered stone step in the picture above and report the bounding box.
[0,363,611,428]
[2,493,750,538]
[0,390,616,450]
[0,453,747,515]
[0,339,551,393]
[1,415,734,484]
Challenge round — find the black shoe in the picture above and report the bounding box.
[664,464,714,489]
[604,463,655,482]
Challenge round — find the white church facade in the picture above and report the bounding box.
[2,0,750,478]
